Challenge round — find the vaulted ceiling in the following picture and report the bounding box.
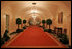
[1,1,71,19]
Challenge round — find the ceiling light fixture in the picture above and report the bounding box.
[31,10,38,13]
[32,3,36,5]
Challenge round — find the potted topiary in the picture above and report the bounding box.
[16,18,22,33]
[23,20,26,26]
[42,20,46,29]
[23,19,26,29]
[46,19,52,33]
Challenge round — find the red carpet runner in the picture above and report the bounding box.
[2,26,66,48]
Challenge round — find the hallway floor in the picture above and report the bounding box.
[2,26,66,48]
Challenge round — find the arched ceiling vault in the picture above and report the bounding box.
[1,1,71,19]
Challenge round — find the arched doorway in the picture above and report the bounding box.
[28,17,41,26]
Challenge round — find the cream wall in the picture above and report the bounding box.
[1,5,17,38]
[54,12,71,46]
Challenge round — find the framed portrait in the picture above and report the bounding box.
[58,12,63,24]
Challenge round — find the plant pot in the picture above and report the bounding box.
[23,27,26,29]
[48,29,52,33]
[44,29,48,32]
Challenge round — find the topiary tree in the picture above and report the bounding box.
[23,19,26,27]
[23,19,26,29]
[42,20,46,29]
[46,19,52,33]
[46,19,52,29]
[16,18,22,29]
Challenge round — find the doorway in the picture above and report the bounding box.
[6,14,9,31]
